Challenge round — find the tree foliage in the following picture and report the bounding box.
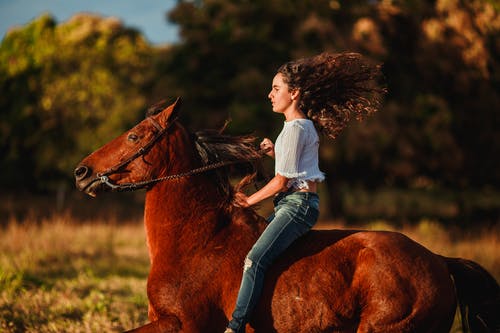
[164,0,500,190]
[0,14,156,190]
[160,0,499,218]
[1,1,499,221]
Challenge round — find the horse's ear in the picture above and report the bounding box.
[158,97,181,124]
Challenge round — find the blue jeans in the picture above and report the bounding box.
[227,191,320,332]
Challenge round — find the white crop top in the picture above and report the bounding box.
[274,119,325,190]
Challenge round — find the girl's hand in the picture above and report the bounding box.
[233,191,250,207]
[260,138,275,158]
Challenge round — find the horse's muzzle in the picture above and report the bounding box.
[74,165,91,181]
[74,165,103,197]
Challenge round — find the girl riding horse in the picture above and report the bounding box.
[225,52,385,333]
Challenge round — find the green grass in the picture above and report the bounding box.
[0,214,498,332]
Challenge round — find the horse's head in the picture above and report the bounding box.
[74,98,182,197]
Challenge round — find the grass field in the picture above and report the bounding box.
[0,213,498,332]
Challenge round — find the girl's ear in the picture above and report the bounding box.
[290,89,300,101]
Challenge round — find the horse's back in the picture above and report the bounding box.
[252,229,456,332]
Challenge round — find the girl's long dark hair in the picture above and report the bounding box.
[278,52,386,139]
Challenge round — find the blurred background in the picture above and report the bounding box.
[1,0,499,225]
[0,1,499,331]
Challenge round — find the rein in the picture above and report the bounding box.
[95,117,265,192]
[99,159,251,192]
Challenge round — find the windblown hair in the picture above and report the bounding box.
[278,52,386,139]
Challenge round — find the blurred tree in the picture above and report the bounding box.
[163,0,375,217]
[165,0,377,132]
[166,0,290,135]
[1,1,498,221]
[162,0,499,218]
[0,14,156,191]
[361,0,500,188]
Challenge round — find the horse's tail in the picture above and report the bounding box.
[444,257,499,333]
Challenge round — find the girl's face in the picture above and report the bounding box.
[268,73,297,114]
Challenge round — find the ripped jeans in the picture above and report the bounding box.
[227,191,319,332]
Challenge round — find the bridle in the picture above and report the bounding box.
[94,116,263,192]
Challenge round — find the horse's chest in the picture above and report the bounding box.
[147,264,217,313]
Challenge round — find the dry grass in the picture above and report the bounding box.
[0,214,149,332]
[0,214,498,332]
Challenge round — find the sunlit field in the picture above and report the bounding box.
[0,215,149,333]
[1,214,498,332]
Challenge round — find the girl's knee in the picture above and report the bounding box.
[243,257,253,272]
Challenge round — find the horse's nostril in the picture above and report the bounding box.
[74,165,91,180]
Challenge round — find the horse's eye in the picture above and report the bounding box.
[128,133,139,142]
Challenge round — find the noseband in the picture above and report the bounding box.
[95,117,263,192]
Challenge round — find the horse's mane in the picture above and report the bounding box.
[146,100,265,205]
[193,129,265,203]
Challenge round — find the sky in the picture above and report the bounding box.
[0,0,180,45]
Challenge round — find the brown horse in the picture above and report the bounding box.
[75,99,499,333]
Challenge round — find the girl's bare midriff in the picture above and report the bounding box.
[295,181,318,193]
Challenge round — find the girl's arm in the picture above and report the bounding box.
[234,174,288,207]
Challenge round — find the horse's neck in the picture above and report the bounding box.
[143,127,223,249]
[143,177,227,259]
[142,127,264,262]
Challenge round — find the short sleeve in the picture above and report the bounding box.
[275,123,306,178]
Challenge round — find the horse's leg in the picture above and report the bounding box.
[148,302,158,321]
[132,299,225,333]
[124,315,225,333]
[353,241,456,333]
[123,315,182,333]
